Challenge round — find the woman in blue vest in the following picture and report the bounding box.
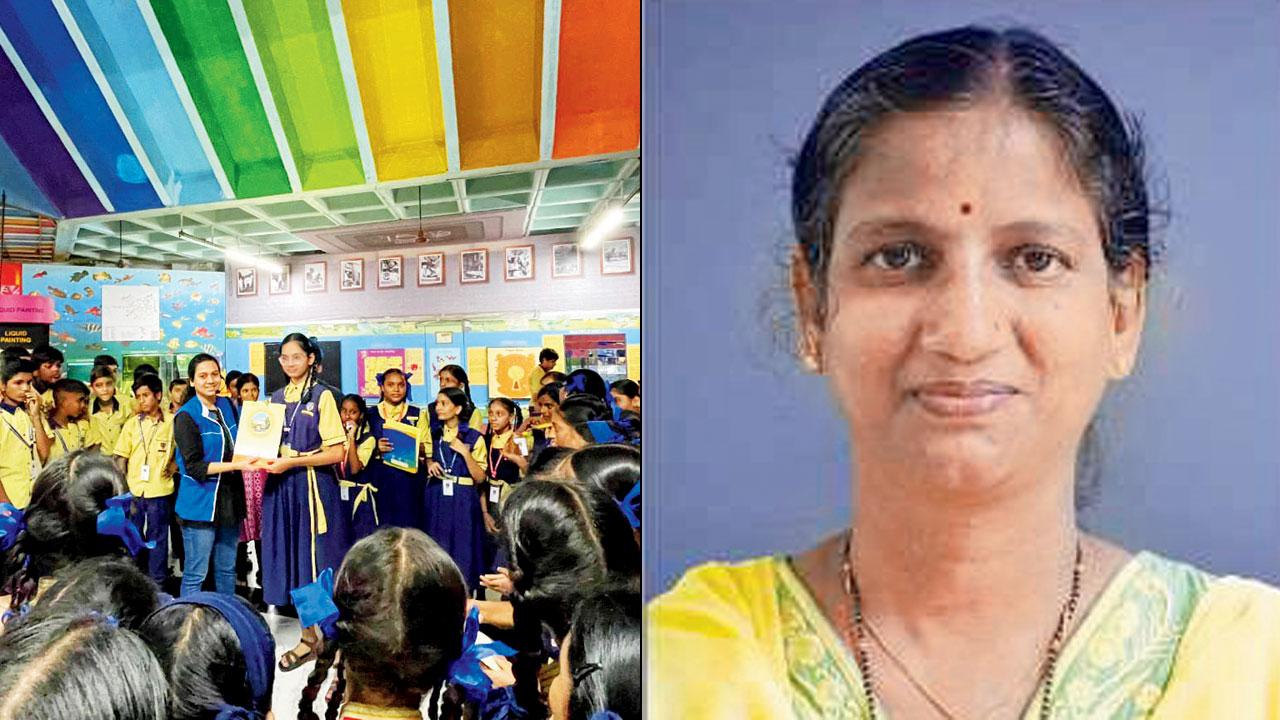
[365,367,430,531]
[173,353,251,597]
[424,385,488,590]
[261,333,348,672]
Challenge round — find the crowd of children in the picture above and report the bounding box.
[0,338,641,719]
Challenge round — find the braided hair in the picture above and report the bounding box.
[298,528,468,720]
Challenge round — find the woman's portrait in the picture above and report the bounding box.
[647,5,1280,719]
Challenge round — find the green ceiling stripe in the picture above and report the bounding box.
[148,0,290,198]
[240,0,364,191]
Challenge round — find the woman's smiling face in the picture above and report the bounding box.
[805,102,1145,491]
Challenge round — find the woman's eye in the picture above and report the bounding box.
[1011,245,1070,277]
[865,242,926,271]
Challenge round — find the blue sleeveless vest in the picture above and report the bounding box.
[174,395,240,522]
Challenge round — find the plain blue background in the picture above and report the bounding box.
[644,1,1280,595]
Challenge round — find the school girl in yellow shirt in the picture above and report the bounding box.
[0,358,51,508]
[113,374,176,584]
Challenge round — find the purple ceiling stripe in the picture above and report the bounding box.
[0,47,103,218]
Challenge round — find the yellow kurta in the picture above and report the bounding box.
[648,553,1280,719]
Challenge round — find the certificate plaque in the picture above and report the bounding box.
[233,401,285,460]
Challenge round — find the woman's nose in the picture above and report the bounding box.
[918,262,1007,364]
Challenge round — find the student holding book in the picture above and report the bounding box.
[366,367,430,531]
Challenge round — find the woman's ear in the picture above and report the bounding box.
[790,245,824,372]
[1107,255,1147,379]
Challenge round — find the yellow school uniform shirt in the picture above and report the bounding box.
[282,381,345,452]
[353,434,376,466]
[113,413,176,498]
[44,417,89,462]
[424,423,487,481]
[378,401,432,444]
[0,404,39,508]
[88,403,130,453]
[485,430,526,501]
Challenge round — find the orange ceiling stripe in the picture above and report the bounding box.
[448,0,542,170]
[552,0,640,159]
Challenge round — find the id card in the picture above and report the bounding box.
[489,484,501,504]
[29,460,39,478]
[443,478,455,497]
[140,464,151,482]
[340,485,350,502]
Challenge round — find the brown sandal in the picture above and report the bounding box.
[277,638,317,672]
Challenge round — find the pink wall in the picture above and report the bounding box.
[225,231,639,324]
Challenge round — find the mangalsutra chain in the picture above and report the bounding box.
[839,532,1083,720]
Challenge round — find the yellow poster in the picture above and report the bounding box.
[627,344,640,382]
[405,348,426,385]
[249,342,265,376]
[541,334,566,371]
[487,348,540,399]
[467,347,488,384]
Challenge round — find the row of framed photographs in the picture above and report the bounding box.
[235,238,634,297]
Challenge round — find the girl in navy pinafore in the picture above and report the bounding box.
[337,393,380,548]
[364,368,429,532]
[261,334,348,671]
[423,386,488,589]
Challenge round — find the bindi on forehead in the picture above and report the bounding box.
[960,202,973,215]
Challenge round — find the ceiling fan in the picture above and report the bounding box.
[387,186,430,243]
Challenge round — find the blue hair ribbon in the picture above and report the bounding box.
[448,606,519,704]
[376,370,414,401]
[616,481,640,530]
[585,421,625,445]
[96,493,155,557]
[0,502,25,552]
[87,610,119,628]
[290,567,339,640]
[160,592,275,718]
[566,374,589,396]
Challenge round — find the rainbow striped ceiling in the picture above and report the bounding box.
[0,0,639,223]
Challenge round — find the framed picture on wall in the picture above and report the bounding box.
[460,249,488,284]
[303,261,327,293]
[235,267,257,297]
[339,259,363,291]
[269,267,290,295]
[600,238,634,275]
[504,245,534,281]
[418,252,445,286]
[552,243,582,278]
[378,256,404,289]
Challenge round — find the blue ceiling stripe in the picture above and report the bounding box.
[0,0,161,212]
[0,131,57,217]
[63,0,224,207]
